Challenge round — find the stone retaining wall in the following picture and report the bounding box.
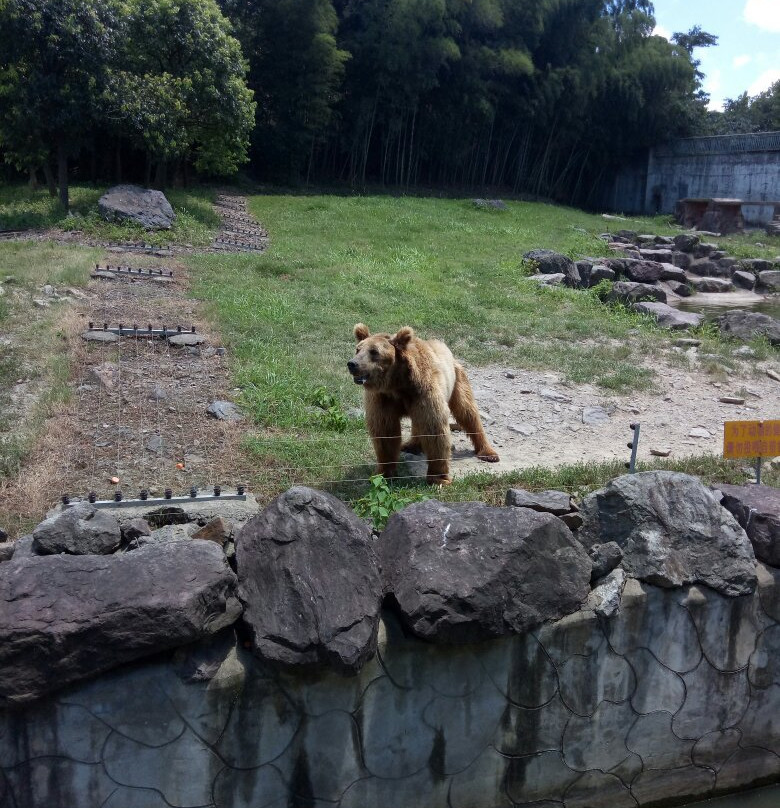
[2,567,779,808]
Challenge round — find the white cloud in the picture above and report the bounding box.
[748,67,780,96]
[744,0,780,33]
[733,54,752,68]
[703,68,725,111]
[653,24,672,40]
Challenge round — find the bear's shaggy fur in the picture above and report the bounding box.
[347,323,499,483]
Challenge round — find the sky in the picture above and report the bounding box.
[651,0,780,111]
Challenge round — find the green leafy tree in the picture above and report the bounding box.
[0,0,122,207]
[107,0,255,184]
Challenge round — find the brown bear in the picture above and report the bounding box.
[347,323,499,484]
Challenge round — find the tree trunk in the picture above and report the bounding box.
[115,139,122,183]
[28,167,39,190]
[145,152,152,187]
[42,162,57,196]
[57,140,69,210]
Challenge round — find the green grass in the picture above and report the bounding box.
[0,183,221,246]
[0,243,98,480]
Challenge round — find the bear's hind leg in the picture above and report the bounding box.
[449,364,500,462]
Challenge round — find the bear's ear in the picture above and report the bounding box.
[354,323,370,341]
[391,326,414,349]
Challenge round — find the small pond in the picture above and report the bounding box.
[673,294,780,322]
[682,785,780,807]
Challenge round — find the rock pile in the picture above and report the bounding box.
[98,185,176,230]
[523,231,780,337]
[0,471,770,703]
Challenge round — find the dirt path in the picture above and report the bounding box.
[0,194,264,532]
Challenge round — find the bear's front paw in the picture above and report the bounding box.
[477,450,500,463]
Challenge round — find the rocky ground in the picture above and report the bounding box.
[439,358,780,478]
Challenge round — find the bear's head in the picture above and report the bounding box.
[347,323,414,388]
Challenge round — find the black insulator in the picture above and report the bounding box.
[62,494,70,505]
[140,489,148,500]
[88,322,93,329]
[237,484,245,495]
[119,323,123,331]
[627,442,634,449]
[177,325,182,333]
[624,462,631,469]
[133,324,138,332]
[103,322,108,330]
[164,488,173,499]
[191,325,196,333]
[214,485,221,497]
[148,324,152,332]
[114,490,122,502]
[190,487,197,498]
[88,491,97,503]
[630,423,638,430]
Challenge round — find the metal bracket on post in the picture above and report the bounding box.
[626,422,641,473]
[62,486,247,510]
[756,456,762,486]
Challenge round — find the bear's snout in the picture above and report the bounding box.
[347,359,358,373]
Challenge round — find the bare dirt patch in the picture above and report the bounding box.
[438,356,780,478]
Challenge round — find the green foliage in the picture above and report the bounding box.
[590,279,615,301]
[310,385,349,432]
[353,474,430,530]
[107,0,256,175]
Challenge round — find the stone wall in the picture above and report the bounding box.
[2,475,780,807]
[2,573,779,807]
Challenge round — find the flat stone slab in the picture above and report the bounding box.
[505,488,573,515]
[633,302,703,330]
[81,330,119,343]
[0,540,241,703]
[167,332,206,346]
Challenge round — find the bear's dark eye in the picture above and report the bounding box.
[370,348,379,358]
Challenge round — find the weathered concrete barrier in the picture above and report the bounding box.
[1,474,779,807]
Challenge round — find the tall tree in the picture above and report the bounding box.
[0,0,122,207]
[106,0,255,185]
[222,0,347,181]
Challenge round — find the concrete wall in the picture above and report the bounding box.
[599,132,780,222]
[2,567,780,808]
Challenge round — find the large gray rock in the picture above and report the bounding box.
[0,541,241,703]
[98,184,176,230]
[578,472,756,597]
[716,310,780,345]
[607,281,667,304]
[690,277,733,292]
[378,500,592,643]
[659,263,688,283]
[523,249,580,286]
[236,486,382,674]
[623,261,663,284]
[633,302,703,330]
[674,234,700,253]
[733,270,757,289]
[717,484,780,568]
[32,503,121,555]
[757,270,780,291]
[505,488,573,515]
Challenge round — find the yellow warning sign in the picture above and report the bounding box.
[723,420,780,459]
